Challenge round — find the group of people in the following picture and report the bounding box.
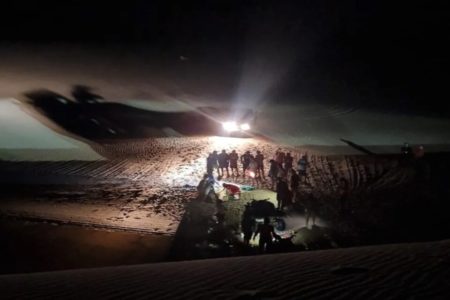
[206,148,310,211]
[206,149,265,179]
[206,148,308,182]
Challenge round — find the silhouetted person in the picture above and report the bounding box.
[297,154,308,183]
[276,178,290,210]
[255,150,265,178]
[304,193,317,228]
[268,159,278,190]
[241,205,255,246]
[197,174,213,201]
[211,151,219,176]
[248,156,259,186]
[229,150,239,176]
[218,150,230,177]
[275,148,285,165]
[277,163,286,180]
[206,154,214,176]
[284,152,293,170]
[71,85,103,104]
[290,169,300,203]
[253,217,280,253]
[240,151,252,178]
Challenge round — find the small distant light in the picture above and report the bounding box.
[249,171,255,178]
[57,98,68,104]
[223,121,239,132]
[240,123,250,131]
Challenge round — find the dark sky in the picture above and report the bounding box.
[1,1,449,113]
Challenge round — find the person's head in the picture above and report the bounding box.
[256,150,261,154]
[264,217,270,224]
[269,159,275,164]
[232,150,236,153]
[203,174,209,179]
[246,150,250,154]
[213,150,217,154]
[221,149,226,153]
[287,152,291,156]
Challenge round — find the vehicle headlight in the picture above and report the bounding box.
[240,123,250,131]
[222,121,239,132]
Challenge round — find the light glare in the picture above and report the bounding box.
[222,121,239,132]
[240,123,250,131]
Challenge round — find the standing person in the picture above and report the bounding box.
[253,217,280,253]
[229,150,239,176]
[255,150,265,178]
[268,159,278,190]
[297,154,308,183]
[304,193,317,228]
[206,154,214,176]
[241,204,255,246]
[240,151,251,178]
[276,178,290,211]
[284,152,293,170]
[290,169,300,203]
[248,156,259,186]
[275,148,285,165]
[277,163,286,180]
[210,151,219,176]
[218,150,230,178]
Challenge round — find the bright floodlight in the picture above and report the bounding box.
[222,121,239,132]
[240,123,250,131]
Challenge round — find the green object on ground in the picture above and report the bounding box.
[241,185,255,191]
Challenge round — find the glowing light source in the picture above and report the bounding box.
[222,121,239,132]
[240,123,250,131]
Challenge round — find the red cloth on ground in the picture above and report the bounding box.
[222,183,240,195]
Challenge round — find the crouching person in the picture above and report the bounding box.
[197,174,215,202]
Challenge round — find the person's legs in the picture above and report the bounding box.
[258,239,265,253]
[266,239,273,253]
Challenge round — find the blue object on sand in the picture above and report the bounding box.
[241,185,255,191]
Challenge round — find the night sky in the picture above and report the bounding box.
[1,1,449,114]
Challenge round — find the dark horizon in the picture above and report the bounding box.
[1,1,449,114]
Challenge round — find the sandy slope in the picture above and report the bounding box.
[1,239,449,299]
[0,136,417,234]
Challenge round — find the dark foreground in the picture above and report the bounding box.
[0,219,172,274]
[1,239,449,300]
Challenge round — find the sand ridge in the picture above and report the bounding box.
[1,239,449,299]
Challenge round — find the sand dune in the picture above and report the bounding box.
[1,239,449,299]
[1,136,420,235]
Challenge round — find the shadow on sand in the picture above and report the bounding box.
[23,87,221,141]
